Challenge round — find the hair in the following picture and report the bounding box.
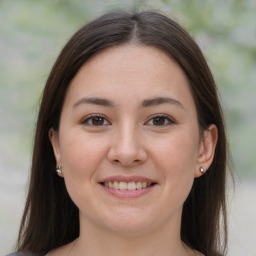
[17,10,229,256]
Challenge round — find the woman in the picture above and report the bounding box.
[9,10,229,256]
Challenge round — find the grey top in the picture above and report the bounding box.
[7,250,205,256]
[6,252,44,256]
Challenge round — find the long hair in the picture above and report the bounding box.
[17,11,229,256]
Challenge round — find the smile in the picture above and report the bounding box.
[99,176,157,198]
[103,181,153,190]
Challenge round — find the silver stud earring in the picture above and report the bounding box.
[199,166,204,174]
[56,165,63,174]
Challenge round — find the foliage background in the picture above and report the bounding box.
[0,0,255,255]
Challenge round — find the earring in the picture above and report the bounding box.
[199,166,204,174]
[56,165,63,174]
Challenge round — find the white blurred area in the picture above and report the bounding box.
[228,179,256,256]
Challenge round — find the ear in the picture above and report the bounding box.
[49,128,63,177]
[195,124,218,178]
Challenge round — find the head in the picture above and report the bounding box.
[18,11,228,256]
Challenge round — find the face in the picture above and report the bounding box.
[50,44,217,236]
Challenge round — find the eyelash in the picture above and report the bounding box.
[81,114,175,127]
[145,115,175,126]
[81,115,111,126]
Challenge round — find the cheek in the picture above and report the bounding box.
[152,132,199,198]
[59,131,109,206]
[154,131,198,169]
[60,131,108,173]
[58,131,109,202]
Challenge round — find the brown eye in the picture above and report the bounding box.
[153,116,166,125]
[91,116,104,125]
[82,115,110,126]
[146,115,174,126]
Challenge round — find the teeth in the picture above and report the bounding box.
[113,181,119,189]
[109,181,113,188]
[128,182,136,190]
[104,181,152,190]
[119,182,128,190]
[137,181,142,189]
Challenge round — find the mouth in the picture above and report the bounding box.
[99,176,157,198]
[101,181,155,190]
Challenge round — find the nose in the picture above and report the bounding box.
[108,124,147,167]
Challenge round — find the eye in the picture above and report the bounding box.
[82,115,110,126]
[146,115,174,126]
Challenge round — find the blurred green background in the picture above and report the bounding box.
[0,0,255,255]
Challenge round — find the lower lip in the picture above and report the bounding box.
[101,184,156,198]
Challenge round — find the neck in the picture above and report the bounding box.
[72,211,194,256]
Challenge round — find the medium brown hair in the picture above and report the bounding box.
[17,11,229,256]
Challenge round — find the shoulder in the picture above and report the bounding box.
[6,252,44,256]
[45,241,75,256]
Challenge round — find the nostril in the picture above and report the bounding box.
[112,158,142,166]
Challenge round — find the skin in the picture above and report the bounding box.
[48,44,217,256]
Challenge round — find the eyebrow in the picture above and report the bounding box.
[73,97,114,108]
[73,96,184,109]
[142,97,184,109]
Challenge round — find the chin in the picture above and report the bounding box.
[99,208,162,235]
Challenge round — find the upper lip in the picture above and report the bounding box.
[99,175,157,183]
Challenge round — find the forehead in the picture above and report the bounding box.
[76,44,181,80]
[64,44,195,111]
